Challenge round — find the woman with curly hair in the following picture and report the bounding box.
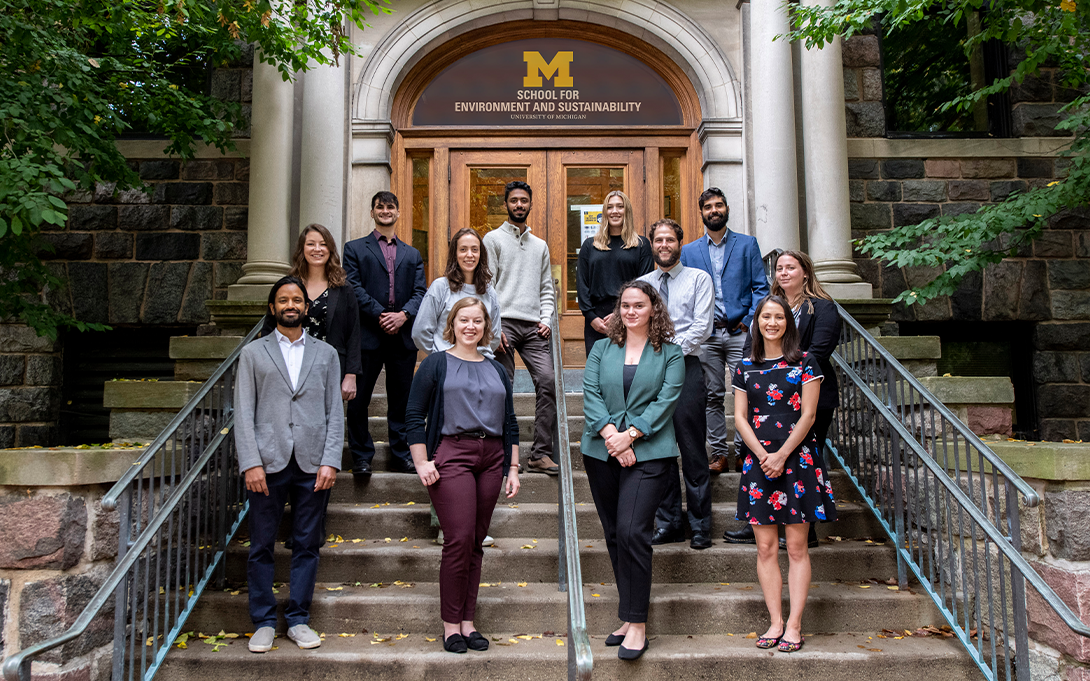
[576,190,654,357]
[581,279,685,660]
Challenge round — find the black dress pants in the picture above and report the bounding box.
[655,355,712,535]
[347,338,416,469]
[584,455,673,623]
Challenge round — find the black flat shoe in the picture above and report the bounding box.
[618,640,649,660]
[443,633,467,653]
[388,459,417,474]
[465,631,489,651]
[690,532,712,550]
[604,633,624,647]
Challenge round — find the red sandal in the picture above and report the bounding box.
[755,634,782,649]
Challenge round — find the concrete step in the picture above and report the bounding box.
[223,538,902,585]
[326,469,864,505]
[159,630,982,681]
[309,501,880,541]
[183,580,941,637]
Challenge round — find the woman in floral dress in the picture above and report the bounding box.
[732,295,837,654]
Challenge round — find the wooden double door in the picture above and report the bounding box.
[399,142,696,366]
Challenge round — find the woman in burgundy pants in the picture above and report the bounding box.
[405,297,521,654]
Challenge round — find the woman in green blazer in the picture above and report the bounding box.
[581,280,685,660]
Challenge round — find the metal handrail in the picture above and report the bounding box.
[828,303,1089,681]
[2,322,261,681]
[549,301,593,680]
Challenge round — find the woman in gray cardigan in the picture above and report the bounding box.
[412,228,502,358]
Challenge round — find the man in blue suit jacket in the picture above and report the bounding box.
[342,191,426,475]
[679,187,769,473]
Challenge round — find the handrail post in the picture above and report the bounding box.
[111,486,132,681]
[556,422,567,593]
[886,361,909,589]
[1007,481,1030,681]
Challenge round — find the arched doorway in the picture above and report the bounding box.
[386,21,710,365]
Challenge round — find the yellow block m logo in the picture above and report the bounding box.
[523,51,574,87]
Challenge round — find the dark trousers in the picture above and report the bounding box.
[655,355,711,535]
[584,455,673,623]
[814,408,835,455]
[428,436,505,623]
[497,318,556,461]
[246,455,329,629]
[347,339,415,469]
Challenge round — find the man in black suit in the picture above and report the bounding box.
[343,191,426,475]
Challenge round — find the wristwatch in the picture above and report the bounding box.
[628,427,640,440]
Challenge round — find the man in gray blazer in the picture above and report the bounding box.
[235,276,343,653]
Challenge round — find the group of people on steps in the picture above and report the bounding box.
[235,184,842,660]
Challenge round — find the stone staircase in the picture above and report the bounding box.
[158,381,984,681]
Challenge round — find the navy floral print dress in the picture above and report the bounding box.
[732,352,837,525]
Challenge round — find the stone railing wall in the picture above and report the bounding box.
[0,448,139,681]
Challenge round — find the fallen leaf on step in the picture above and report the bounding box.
[351,539,362,543]
[326,586,343,591]
[328,545,339,548]
[404,501,415,505]
[425,637,436,642]
[229,591,240,596]
[745,632,757,639]
[370,582,384,588]
[887,586,899,591]
[400,537,408,542]
[532,539,538,543]
[869,648,883,652]
[509,503,519,508]
[518,582,528,587]
[508,639,519,644]
[726,633,734,637]
[859,585,871,589]
[396,634,409,640]
[338,633,355,638]
[371,504,381,508]
[718,582,730,586]
[384,538,391,543]
[591,594,600,597]
[517,635,533,640]
[520,544,537,549]
[556,639,565,646]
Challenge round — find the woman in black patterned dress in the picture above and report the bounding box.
[733,295,836,654]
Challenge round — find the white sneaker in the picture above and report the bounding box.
[248,626,275,653]
[435,530,444,545]
[287,624,322,649]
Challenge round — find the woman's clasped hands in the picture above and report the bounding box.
[603,427,637,467]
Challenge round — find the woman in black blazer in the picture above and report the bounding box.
[727,250,843,548]
[259,223,362,394]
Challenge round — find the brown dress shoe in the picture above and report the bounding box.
[735,455,745,472]
[708,454,728,475]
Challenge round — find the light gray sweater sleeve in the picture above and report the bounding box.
[411,279,449,355]
[538,243,555,324]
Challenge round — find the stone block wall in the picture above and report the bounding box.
[846,154,1090,441]
[841,34,886,137]
[0,481,119,680]
[0,326,63,448]
[40,155,250,327]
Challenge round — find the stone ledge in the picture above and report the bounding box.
[917,376,1016,404]
[876,336,942,360]
[837,298,894,329]
[990,441,1090,482]
[102,381,202,410]
[0,447,149,486]
[169,336,244,360]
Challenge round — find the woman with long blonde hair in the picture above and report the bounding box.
[576,190,654,356]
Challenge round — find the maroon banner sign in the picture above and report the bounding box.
[412,38,683,126]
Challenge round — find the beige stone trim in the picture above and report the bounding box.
[0,447,151,486]
[115,139,250,159]
[847,137,1072,159]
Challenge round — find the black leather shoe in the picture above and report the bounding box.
[465,631,489,651]
[690,532,712,550]
[604,633,624,647]
[651,528,685,545]
[388,458,417,474]
[723,525,756,544]
[618,640,649,660]
[353,462,372,476]
[443,633,467,653]
[779,533,820,550]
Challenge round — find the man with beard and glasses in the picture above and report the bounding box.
[680,188,769,475]
[482,181,559,475]
[343,191,427,475]
[235,276,344,653]
[637,219,715,549]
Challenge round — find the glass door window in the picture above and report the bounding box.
[469,168,528,235]
[564,168,625,311]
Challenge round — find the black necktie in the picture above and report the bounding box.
[660,271,670,305]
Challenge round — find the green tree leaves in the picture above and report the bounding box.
[0,0,390,339]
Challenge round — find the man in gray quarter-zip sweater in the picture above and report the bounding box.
[482,180,559,475]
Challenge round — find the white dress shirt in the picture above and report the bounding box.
[274,328,306,391]
[637,262,714,356]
